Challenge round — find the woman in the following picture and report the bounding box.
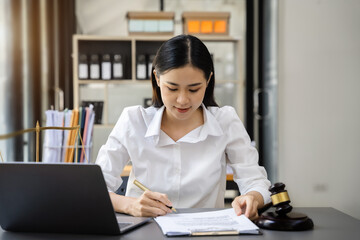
[96,34,271,219]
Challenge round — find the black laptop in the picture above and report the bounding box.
[0,162,151,235]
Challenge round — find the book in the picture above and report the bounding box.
[154,208,261,237]
[61,109,72,162]
[80,105,93,163]
[84,110,95,163]
[75,106,83,163]
[77,107,86,163]
[66,109,79,162]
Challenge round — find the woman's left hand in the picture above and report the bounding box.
[231,191,264,220]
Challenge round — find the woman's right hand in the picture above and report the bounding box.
[109,191,173,217]
[128,190,173,217]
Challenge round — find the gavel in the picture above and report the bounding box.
[255,182,314,231]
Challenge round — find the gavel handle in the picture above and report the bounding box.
[258,202,273,215]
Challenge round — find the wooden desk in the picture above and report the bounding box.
[1,208,359,239]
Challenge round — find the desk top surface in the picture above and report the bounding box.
[0,207,359,240]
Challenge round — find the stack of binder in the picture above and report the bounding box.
[42,105,95,163]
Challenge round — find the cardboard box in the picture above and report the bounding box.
[127,12,175,35]
[182,12,230,35]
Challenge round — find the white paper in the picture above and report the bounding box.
[42,110,64,163]
[154,208,259,236]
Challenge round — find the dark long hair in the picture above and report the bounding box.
[151,34,218,107]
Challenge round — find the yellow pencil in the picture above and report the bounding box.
[133,179,177,212]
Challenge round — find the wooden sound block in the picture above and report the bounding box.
[255,211,314,231]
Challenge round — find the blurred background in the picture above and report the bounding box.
[0,0,359,219]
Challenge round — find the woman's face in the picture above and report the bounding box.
[155,64,210,122]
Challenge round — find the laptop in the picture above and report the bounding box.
[0,162,151,235]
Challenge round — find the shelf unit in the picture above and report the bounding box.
[72,34,244,159]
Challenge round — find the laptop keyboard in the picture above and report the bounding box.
[118,222,133,229]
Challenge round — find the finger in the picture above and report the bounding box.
[148,198,173,213]
[232,197,243,216]
[156,192,173,208]
[147,206,169,216]
[244,198,253,218]
[239,197,247,208]
[137,204,168,217]
[139,194,168,211]
[142,191,172,213]
[144,191,173,208]
[137,198,169,216]
[251,203,260,220]
[249,211,259,221]
[247,206,258,221]
[238,197,248,215]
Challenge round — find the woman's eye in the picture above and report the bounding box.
[189,89,200,93]
[167,87,177,91]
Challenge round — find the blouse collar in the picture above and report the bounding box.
[144,104,223,146]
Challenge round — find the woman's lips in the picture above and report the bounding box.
[176,107,190,113]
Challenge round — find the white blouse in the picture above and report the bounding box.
[96,105,271,208]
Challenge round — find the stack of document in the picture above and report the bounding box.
[42,110,64,163]
[154,208,261,236]
[42,105,95,163]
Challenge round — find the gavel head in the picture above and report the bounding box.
[269,182,293,215]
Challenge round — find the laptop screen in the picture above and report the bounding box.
[0,163,122,235]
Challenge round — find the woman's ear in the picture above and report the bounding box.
[153,70,160,86]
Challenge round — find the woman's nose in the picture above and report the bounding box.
[177,91,190,105]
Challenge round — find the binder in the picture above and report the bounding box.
[65,109,79,162]
[80,105,94,163]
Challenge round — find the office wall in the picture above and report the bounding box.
[278,0,360,219]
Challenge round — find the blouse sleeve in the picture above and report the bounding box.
[223,107,271,204]
[95,109,131,192]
